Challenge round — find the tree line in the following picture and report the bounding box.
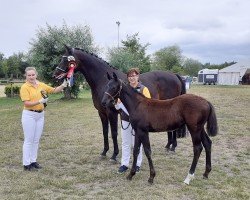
[0,22,235,97]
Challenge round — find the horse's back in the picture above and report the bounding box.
[140,71,183,99]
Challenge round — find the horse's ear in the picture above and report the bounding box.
[113,72,118,81]
[107,72,111,80]
[64,45,72,54]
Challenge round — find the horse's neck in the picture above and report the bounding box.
[120,84,143,114]
[78,57,107,88]
[77,53,125,89]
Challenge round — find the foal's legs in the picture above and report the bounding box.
[184,130,203,185]
[127,131,156,184]
[127,133,141,180]
[201,129,212,179]
[142,132,156,184]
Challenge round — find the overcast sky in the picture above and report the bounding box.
[0,0,249,64]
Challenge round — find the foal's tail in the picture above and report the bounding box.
[175,74,186,95]
[206,101,218,137]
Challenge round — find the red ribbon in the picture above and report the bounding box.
[67,62,76,78]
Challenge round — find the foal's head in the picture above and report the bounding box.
[101,72,122,107]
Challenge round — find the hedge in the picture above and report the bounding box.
[4,85,20,97]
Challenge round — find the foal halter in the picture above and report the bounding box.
[104,80,123,101]
[104,80,131,130]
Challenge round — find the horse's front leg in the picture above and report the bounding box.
[127,133,140,181]
[108,112,119,162]
[142,132,155,184]
[98,111,109,158]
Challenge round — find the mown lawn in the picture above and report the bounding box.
[0,85,249,200]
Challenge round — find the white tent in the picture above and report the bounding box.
[218,61,250,85]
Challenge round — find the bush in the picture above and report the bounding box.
[4,85,20,97]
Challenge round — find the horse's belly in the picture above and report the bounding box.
[148,120,182,132]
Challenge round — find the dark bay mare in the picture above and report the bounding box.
[53,46,186,162]
[101,72,218,184]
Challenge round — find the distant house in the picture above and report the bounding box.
[218,61,250,85]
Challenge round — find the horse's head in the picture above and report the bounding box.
[52,45,79,80]
[101,72,122,107]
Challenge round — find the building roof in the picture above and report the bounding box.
[219,61,250,73]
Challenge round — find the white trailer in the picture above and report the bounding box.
[198,68,219,85]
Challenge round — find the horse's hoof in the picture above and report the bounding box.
[203,174,208,179]
[99,154,106,160]
[165,145,170,149]
[148,178,154,184]
[166,150,175,155]
[109,158,117,164]
[184,173,194,185]
[126,175,132,181]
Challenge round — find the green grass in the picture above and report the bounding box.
[0,85,249,200]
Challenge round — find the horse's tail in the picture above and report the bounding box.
[175,74,187,138]
[206,101,218,137]
[175,74,186,95]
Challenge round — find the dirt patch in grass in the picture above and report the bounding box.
[0,85,5,97]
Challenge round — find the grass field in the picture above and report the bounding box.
[0,85,249,200]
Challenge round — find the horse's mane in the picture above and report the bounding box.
[75,48,119,71]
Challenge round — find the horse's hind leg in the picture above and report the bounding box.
[201,129,212,179]
[165,131,177,152]
[171,131,177,151]
[184,131,203,185]
[165,131,173,151]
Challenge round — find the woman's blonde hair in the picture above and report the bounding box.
[25,67,38,75]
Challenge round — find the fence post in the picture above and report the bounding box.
[10,82,13,98]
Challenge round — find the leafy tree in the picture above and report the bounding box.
[172,65,185,75]
[0,52,28,79]
[0,53,4,77]
[183,58,203,77]
[151,45,183,72]
[28,21,99,98]
[1,60,8,79]
[107,33,151,73]
[7,53,28,79]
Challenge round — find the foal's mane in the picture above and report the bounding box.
[74,48,119,71]
[120,79,146,99]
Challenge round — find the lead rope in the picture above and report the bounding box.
[118,112,135,136]
[119,112,131,130]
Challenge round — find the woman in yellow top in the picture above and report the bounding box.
[20,67,67,171]
[115,68,151,173]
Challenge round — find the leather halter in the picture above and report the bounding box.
[56,55,77,77]
[104,79,123,101]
